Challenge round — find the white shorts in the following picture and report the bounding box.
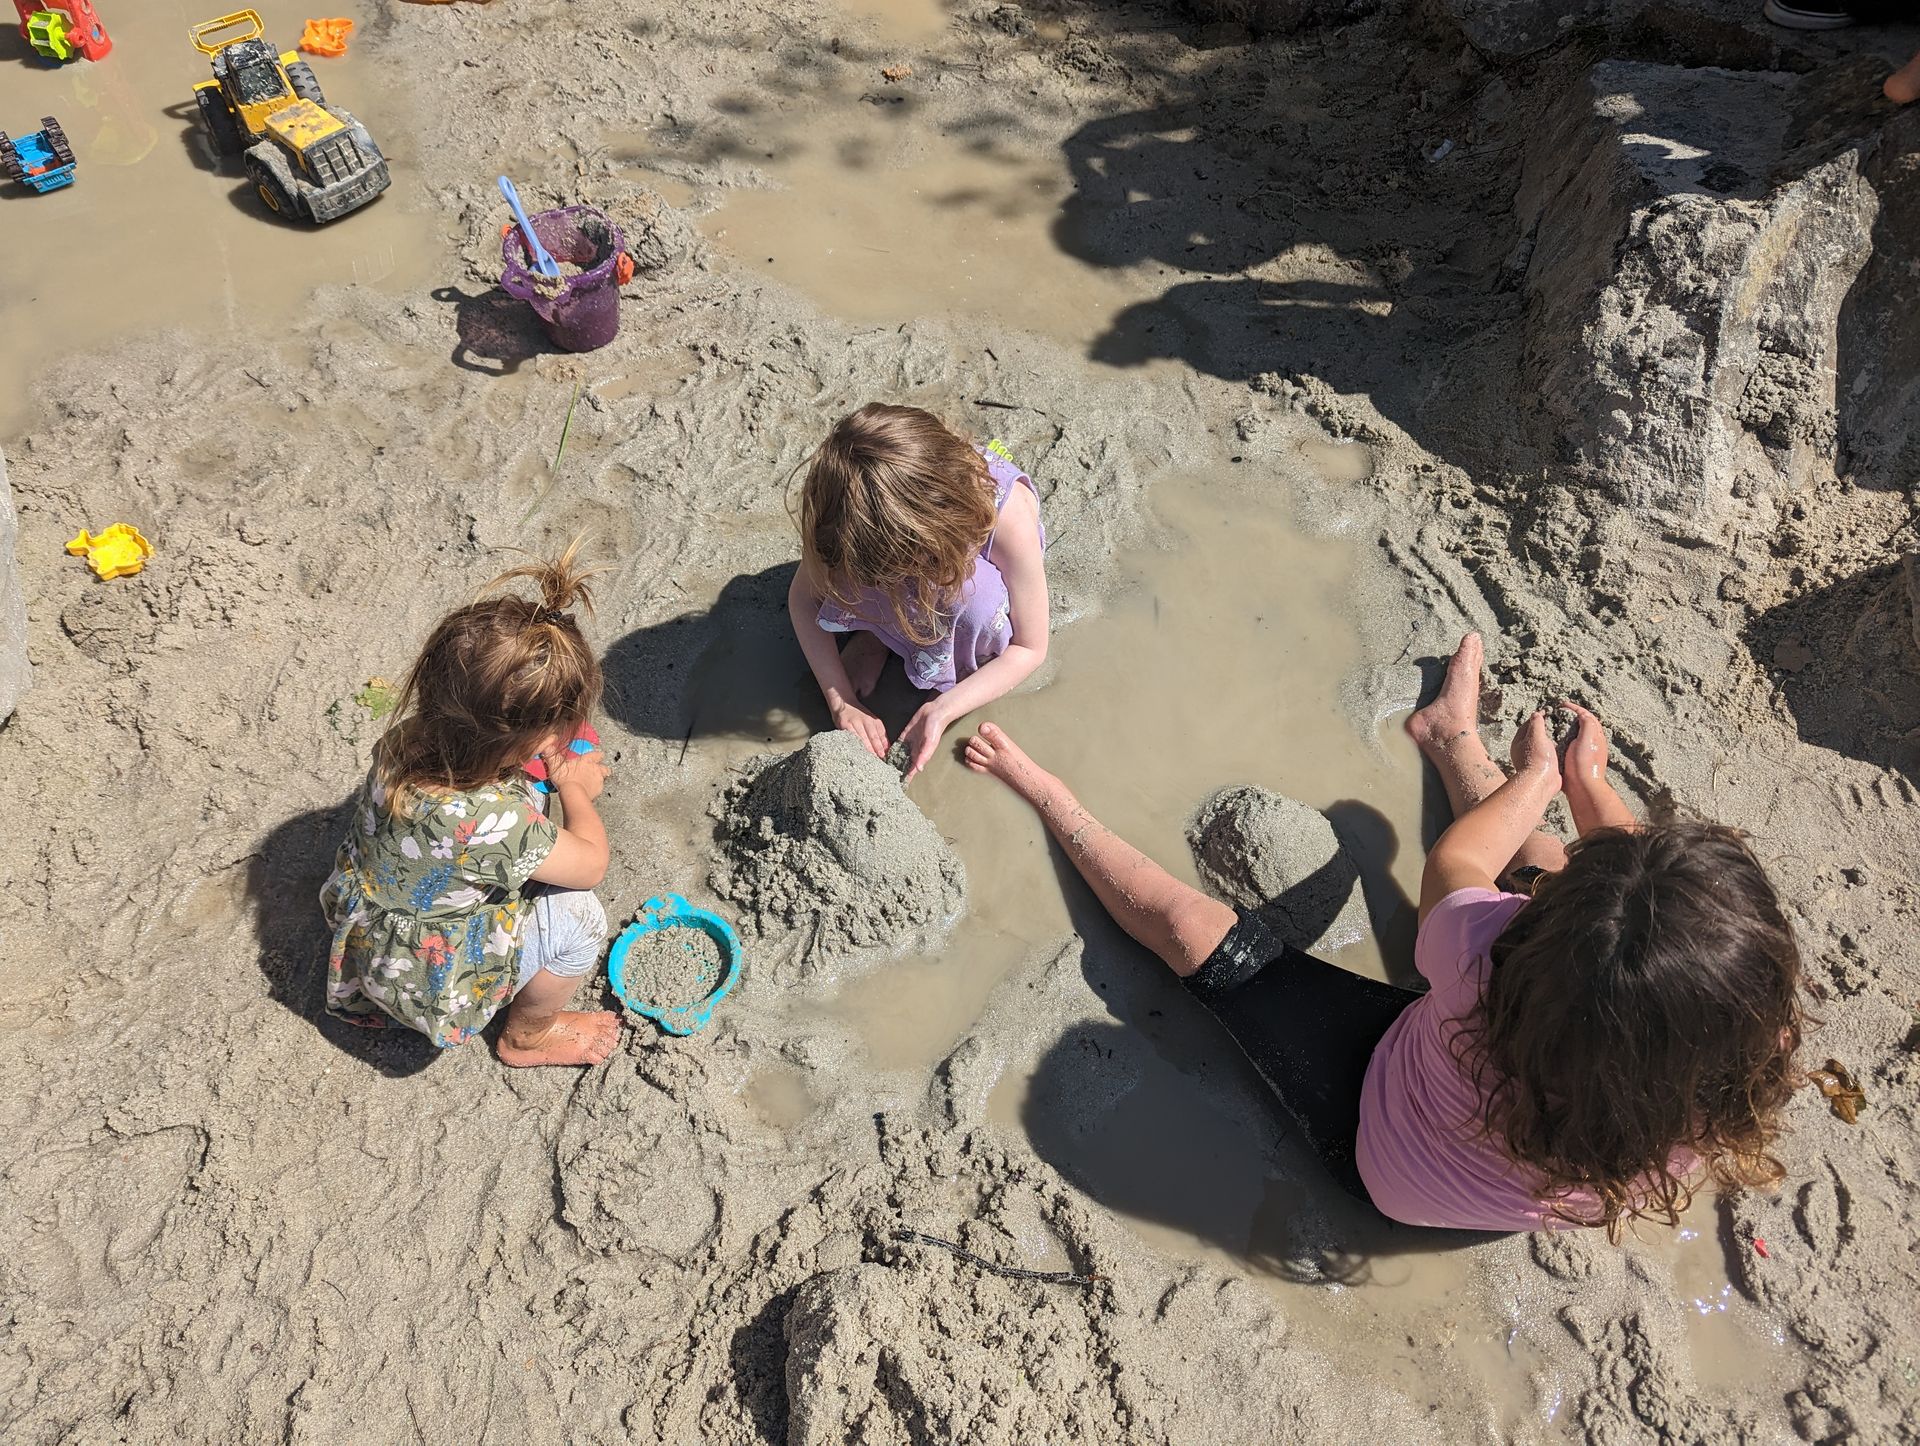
[516,888,608,990]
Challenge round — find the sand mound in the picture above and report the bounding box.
[1187,786,1368,953]
[711,731,965,967]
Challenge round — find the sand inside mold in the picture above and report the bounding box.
[624,925,725,1009]
[1,0,1906,1440]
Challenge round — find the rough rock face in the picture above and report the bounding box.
[1516,60,1880,541]
[1438,0,1603,57]
[1179,0,1377,35]
[1832,105,1920,497]
[0,447,29,723]
[1186,786,1369,952]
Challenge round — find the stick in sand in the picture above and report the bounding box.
[889,1228,1104,1288]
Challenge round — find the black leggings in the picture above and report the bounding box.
[1185,909,1422,1203]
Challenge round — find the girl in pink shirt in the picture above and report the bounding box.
[962,632,1806,1234]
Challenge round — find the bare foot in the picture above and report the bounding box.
[1888,50,1920,105]
[962,722,1060,808]
[841,631,889,700]
[1406,632,1486,756]
[497,1009,620,1067]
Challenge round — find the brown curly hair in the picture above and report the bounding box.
[1458,822,1805,1236]
[375,542,603,815]
[796,403,996,648]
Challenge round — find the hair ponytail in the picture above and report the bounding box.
[490,536,601,623]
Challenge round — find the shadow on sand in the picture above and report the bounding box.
[1015,789,1492,1289]
[246,801,438,1078]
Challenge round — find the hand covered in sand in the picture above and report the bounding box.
[1556,701,1610,795]
[1508,710,1561,793]
[546,749,608,800]
[897,700,951,782]
[831,701,889,761]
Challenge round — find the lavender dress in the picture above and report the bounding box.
[817,443,1044,693]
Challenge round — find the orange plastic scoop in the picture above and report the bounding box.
[298,17,353,55]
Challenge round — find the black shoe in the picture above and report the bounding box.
[1763,0,1857,28]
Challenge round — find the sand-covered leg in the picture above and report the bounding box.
[841,631,890,700]
[1408,633,1566,878]
[499,969,619,1066]
[965,723,1235,976]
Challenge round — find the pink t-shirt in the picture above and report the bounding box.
[1356,887,1576,1231]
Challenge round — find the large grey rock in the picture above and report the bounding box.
[1516,61,1881,541]
[1439,0,1604,57]
[0,446,29,723]
[1834,106,1920,496]
[1179,0,1376,34]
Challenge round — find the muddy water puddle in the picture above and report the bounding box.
[813,471,1557,1426]
[623,91,1178,365]
[0,0,442,437]
[828,473,1427,1070]
[828,0,952,44]
[665,460,1792,1426]
[1634,1210,1793,1395]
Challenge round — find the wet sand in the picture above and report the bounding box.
[2,0,1915,1440]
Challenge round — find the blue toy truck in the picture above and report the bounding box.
[0,116,76,193]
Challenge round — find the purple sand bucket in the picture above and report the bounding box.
[500,205,628,352]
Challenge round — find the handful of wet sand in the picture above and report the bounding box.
[710,731,965,970]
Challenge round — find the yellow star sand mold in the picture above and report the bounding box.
[66,524,152,579]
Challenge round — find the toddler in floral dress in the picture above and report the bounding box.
[788,403,1050,779]
[320,546,619,1067]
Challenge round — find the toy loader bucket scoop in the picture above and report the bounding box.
[190,8,264,55]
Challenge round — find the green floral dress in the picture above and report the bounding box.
[320,770,559,1047]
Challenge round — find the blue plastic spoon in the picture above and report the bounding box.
[497,174,561,279]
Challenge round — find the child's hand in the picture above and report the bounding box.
[547,749,608,800]
[897,700,951,782]
[1557,701,1609,793]
[1509,710,1562,792]
[832,701,889,760]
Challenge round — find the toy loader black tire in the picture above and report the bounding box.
[42,117,73,168]
[197,89,244,158]
[0,133,20,183]
[285,60,326,105]
[245,151,303,222]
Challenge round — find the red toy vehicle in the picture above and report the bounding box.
[12,0,112,62]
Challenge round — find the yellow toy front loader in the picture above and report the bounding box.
[190,9,389,224]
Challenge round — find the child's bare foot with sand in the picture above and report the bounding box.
[842,631,889,699]
[498,1009,620,1067]
[963,721,1063,810]
[1406,631,1486,756]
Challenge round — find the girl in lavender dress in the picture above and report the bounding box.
[788,403,1049,780]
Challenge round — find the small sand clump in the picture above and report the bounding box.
[625,927,722,1010]
[710,731,965,967]
[1187,785,1368,952]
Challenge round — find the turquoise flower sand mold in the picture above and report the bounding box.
[607,894,743,1036]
